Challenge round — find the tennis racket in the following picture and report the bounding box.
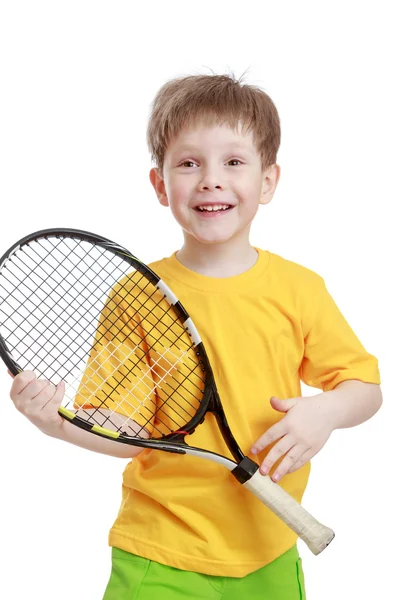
[0,228,334,554]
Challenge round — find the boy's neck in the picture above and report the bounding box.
[176,237,259,278]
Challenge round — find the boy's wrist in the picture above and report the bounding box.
[319,380,382,430]
[319,389,347,430]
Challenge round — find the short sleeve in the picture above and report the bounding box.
[73,285,158,433]
[299,279,381,391]
[73,275,204,437]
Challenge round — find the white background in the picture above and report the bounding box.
[0,1,398,598]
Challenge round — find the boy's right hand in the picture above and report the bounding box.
[9,371,66,438]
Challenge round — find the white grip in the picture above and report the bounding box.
[244,470,334,555]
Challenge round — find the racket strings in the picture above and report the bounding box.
[0,237,206,438]
[78,302,205,436]
[2,249,202,435]
[2,238,204,396]
[0,267,98,372]
[0,241,142,436]
[84,330,197,434]
[0,247,120,383]
[0,238,125,347]
[33,238,204,396]
[106,276,203,377]
[0,279,193,438]
[73,286,206,435]
[60,261,206,427]
[0,274,91,380]
[60,258,207,424]
[6,237,116,320]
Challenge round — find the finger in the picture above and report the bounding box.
[10,371,37,397]
[21,380,55,416]
[41,381,65,415]
[259,435,295,476]
[14,378,51,414]
[251,421,287,455]
[21,378,51,403]
[287,449,313,474]
[271,445,309,481]
[36,381,57,408]
[270,396,298,412]
[7,369,16,379]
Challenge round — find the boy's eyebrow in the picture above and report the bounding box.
[172,143,254,154]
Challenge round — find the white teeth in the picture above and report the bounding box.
[197,204,231,212]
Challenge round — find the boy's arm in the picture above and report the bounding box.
[320,379,382,429]
[252,380,383,481]
[53,417,145,459]
[10,371,144,459]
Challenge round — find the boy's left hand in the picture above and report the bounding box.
[251,395,335,482]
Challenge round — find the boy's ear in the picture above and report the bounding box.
[260,164,281,206]
[149,168,169,207]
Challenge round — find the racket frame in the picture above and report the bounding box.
[0,228,246,463]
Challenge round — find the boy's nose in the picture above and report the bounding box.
[196,164,225,191]
[200,183,223,191]
[198,173,223,191]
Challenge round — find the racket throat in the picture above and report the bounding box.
[231,456,259,484]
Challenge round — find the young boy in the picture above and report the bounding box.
[9,73,382,599]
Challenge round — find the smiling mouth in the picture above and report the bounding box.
[195,204,234,213]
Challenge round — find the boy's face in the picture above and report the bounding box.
[149,122,280,247]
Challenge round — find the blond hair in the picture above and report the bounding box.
[147,72,281,174]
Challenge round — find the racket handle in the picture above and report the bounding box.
[243,470,334,554]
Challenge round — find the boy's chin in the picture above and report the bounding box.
[189,233,238,246]
[183,223,249,246]
[188,226,250,246]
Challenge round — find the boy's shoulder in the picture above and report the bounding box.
[268,251,325,289]
[147,256,167,272]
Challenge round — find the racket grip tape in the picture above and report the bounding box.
[243,470,335,555]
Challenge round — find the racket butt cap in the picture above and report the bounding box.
[310,530,335,555]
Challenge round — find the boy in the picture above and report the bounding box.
[9,73,382,599]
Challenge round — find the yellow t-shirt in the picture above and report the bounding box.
[107,249,380,576]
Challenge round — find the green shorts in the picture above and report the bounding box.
[102,545,306,600]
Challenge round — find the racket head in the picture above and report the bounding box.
[0,228,215,443]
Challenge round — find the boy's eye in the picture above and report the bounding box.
[180,159,242,167]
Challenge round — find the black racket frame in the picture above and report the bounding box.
[0,228,257,481]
